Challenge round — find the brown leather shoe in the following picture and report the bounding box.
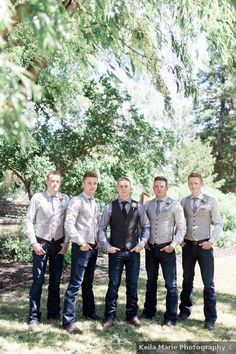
[127,316,141,327]
[103,319,113,330]
[28,320,38,331]
[64,323,83,335]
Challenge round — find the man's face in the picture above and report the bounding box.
[46,174,61,195]
[83,177,98,197]
[188,177,203,196]
[153,180,168,200]
[116,180,132,200]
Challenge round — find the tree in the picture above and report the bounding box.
[167,135,219,187]
[1,0,235,138]
[0,77,172,200]
[195,65,236,193]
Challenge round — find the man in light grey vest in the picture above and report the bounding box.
[178,172,223,331]
[62,171,100,335]
[142,176,186,327]
[24,170,69,330]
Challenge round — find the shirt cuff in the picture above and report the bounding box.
[100,241,111,251]
[138,240,146,249]
[170,240,177,249]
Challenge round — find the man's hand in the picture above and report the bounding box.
[160,245,174,253]
[199,241,213,250]
[131,245,143,253]
[80,243,92,251]
[145,243,150,250]
[180,241,186,247]
[107,246,120,254]
[32,243,46,256]
[58,242,69,255]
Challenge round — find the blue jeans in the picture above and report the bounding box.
[104,251,140,321]
[179,243,217,323]
[143,246,178,323]
[29,238,64,322]
[62,243,97,328]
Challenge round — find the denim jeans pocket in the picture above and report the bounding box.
[77,249,90,266]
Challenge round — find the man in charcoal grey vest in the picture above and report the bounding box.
[142,176,186,326]
[62,171,100,335]
[98,177,150,330]
[178,172,223,330]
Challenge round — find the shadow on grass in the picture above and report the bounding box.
[0,272,236,351]
[182,287,236,313]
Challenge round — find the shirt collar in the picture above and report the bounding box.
[46,190,60,198]
[155,195,168,202]
[118,197,131,204]
[191,193,203,200]
[82,191,94,200]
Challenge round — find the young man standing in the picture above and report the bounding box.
[62,171,100,335]
[178,172,223,330]
[24,170,69,330]
[142,176,186,326]
[98,177,150,330]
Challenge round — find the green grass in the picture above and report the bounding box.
[0,254,236,354]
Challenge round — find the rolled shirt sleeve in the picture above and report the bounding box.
[137,203,150,249]
[64,197,85,245]
[24,194,38,245]
[170,202,186,249]
[209,197,223,244]
[98,203,112,251]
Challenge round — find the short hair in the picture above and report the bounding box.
[188,172,203,182]
[82,171,98,181]
[47,170,62,180]
[117,176,131,186]
[153,176,168,187]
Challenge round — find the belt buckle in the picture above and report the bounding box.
[193,241,198,246]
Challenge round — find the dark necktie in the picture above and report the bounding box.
[121,201,128,217]
[156,200,161,215]
[192,198,198,214]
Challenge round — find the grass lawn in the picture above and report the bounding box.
[0,252,236,354]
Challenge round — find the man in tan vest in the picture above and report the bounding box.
[62,171,100,334]
[142,176,186,327]
[178,172,223,331]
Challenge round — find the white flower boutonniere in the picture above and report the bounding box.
[166,199,172,206]
[201,196,208,205]
[131,202,138,211]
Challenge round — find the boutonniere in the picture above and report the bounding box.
[131,202,138,210]
[201,196,208,204]
[165,199,172,206]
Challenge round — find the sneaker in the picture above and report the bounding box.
[204,322,215,331]
[177,313,189,321]
[64,323,83,335]
[28,320,38,331]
